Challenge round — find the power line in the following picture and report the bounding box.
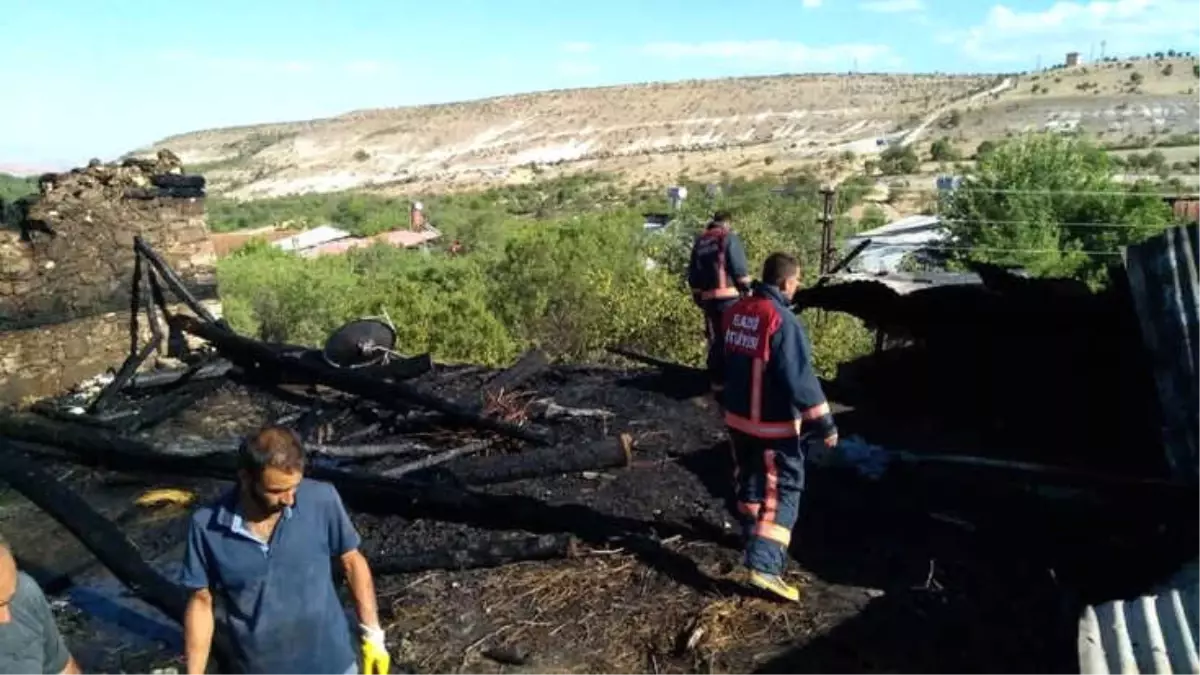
[868,242,1128,255]
[878,185,1198,199]
[936,218,1170,229]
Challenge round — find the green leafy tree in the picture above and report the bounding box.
[942,134,1174,285]
[929,138,960,162]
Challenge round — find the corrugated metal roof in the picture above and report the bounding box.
[844,215,949,274]
[1122,223,1200,484]
[272,225,352,251]
[1078,559,1199,674]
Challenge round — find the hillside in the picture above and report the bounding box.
[133,57,1200,199]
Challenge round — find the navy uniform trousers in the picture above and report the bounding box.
[727,428,807,576]
[702,297,738,392]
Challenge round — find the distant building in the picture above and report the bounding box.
[1065,51,1081,67]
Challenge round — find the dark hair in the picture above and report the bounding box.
[238,426,305,478]
[711,210,732,224]
[762,252,800,287]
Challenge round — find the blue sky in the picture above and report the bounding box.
[2,0,1196,169]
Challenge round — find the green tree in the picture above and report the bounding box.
[930,138,960,162]
[859,204,889,230]
[975,140,998,159]
[878,145,920,175]
[942,134,1174,285]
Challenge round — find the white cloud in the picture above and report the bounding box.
[561,42,595,54]
[638,40,898,68]
[802,0,823,8]
[952,0,1199,64]
[860,0,925,12]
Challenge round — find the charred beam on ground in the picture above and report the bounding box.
[0,441,238,671]
[481,349,549,402]
[125,360,234,390]
[170,314,551,445]
[416,434,634,486]
[370,534,576,575]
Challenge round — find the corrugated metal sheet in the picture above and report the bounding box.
[272,225,351,252]
[1122,223,1200,484]
[844,215,948,274]
[298,227,441,258]
[1079,560,1199,674]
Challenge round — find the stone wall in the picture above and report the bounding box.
[0,152,216,330]
[0,300,223,404]
[0,151,220,404]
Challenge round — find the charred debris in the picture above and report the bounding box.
[0,228,1196,671]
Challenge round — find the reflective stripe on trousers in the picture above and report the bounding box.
[727,427,806,576]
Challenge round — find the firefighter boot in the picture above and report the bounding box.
[748,569,800,602]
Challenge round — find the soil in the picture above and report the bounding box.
[0,361,1194,674]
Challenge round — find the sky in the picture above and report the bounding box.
[2,0,1197,170]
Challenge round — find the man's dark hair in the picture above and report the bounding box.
[762,252,800,287]
[238,426,306,478]
[711,210,732,225]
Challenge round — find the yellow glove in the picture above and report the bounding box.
[360,624,390,675]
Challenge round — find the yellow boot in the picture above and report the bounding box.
[747,569,801,602]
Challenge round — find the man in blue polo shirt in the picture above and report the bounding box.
[179,426,389,674]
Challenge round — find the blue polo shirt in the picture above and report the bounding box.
[179,478,361,674]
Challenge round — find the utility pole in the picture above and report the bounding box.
[818,185,836,276]
[1035,54,1042,71]
[1089,43,1095,63]
[1101,40,1107,61]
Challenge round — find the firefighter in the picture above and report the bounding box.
[687,211,751,397]
[715,252,838,602]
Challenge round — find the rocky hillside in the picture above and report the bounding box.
[132,57,1199,199]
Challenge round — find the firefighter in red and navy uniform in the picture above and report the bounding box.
[686,211,751,396]
[715,252,838,602]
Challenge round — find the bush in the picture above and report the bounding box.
[878,145,920,175]
[216,178,876,370]
[942,134,1174,286]
[930,138,960,162]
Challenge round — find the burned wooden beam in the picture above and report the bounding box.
[421,434,634,486]
[381,440,492,478]
[116,378,227,433]
[0,441,238,671]
[482,349,549,400]
[133,236,221,325]
[125,360,234,389]
[369,534,575,575]
[171,314,551,445]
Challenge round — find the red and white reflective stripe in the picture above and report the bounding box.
[762,449,779,523]
[801,401,831,421]
[754,521,791,547]
[724,413,802,439]
[738,501,761,518]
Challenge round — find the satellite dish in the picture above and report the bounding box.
[322,318,399,368]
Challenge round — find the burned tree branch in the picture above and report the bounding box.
[171,314,551,445]
[370,534,576,575]
[0,441,237,672]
